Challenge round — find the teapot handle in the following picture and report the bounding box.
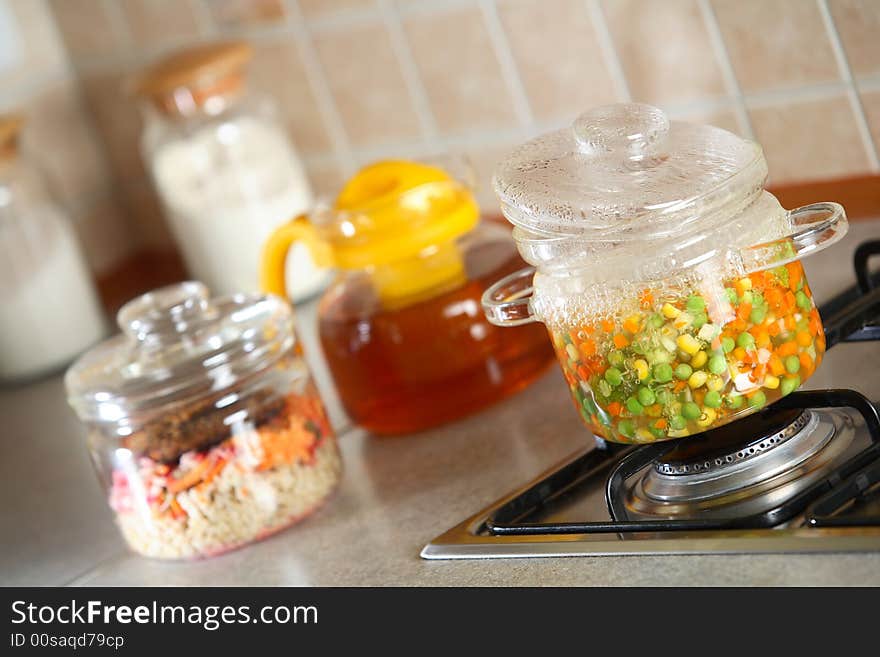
[260,214,334,299]
[739,202,847,274]
[482,266,539,326]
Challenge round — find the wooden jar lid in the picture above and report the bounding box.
[133,41,253,106]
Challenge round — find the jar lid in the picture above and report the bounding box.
[65,282,295,424]
[493,103,767,241]
[0,114,23,160]
[133,41,252,102]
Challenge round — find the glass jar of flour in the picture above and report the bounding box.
[135,41,330,301]
[0,114,106,381]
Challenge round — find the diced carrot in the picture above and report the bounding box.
[784,315,796,331]
[639,289,654,309]
[808,313,821,337]
[736,302,752,322]
[765,287,784,310]
[607,401,622,417]
[749,271,765,287]
[777,341,798,357]
[577,365,591,381]
[799,351,813,371]
[169,498,186,519]
[733,347,747,362]
[769,354,785,376]
[767,321,781,337]
[601,319,615,333]
[581,324,595,335]
[579,339,596,357]
[654,418,668,430]
[613,333,630,348]
[734,278,751,296]
[784,291,796,311]
[788,262,802,291]
[796,330,812,347]
[674,380,687,392]
[623,317,641,334]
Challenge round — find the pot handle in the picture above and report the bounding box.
[739,202,848,273]
[482,266,539,326]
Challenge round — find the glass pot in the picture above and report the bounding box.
[483,104,847,444]
[260,159,555,435]
[65,283,340,559]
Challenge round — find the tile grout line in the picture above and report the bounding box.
[697,0,755,139]
[284,0,356,177]
[100,0,133,47]
[816,0,880,170]
[585,0,631,103]
[377,0,441,146]
[479,0,534,128]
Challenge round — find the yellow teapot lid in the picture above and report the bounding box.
[324,160,479,270]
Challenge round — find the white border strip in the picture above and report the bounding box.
[479,0,533,127]
[585,0,631,102]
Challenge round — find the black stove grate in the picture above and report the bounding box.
[486,241,880,537]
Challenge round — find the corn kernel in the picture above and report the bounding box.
[764,374,780,390]
[707,375,724,392]
[697,323,718,341]
[634,359,649,380]
[738,277,752,291]
[691,350,708,368]
[662,303,681,319]
[645,405,662,418]
[677,334,701,355]
[636,428,654,442]
[696,407,717,428]
[688,370,708,389]
[673,313,693,330]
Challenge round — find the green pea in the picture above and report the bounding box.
[795,290,811,311]
[708,354,727,375]
[626,397,645,415]
[748,390,767,408]
[749,305,767,324]
[704,390,722,408]
[692,312,708,329]
[637,387,656,406]
[653,363,673,383]
[751,291,764,308]
[582,394,598,415]
[617,419,636,438]
[647,313,664,329]
[736,332,755,349]
[785,355,801,374]
[670,415,687,431]
[781,375,801,397]
[686,295,706,313]
[604,367,623,387]
[727,394,745,410]
[725,287,738,305]
[674,363,693,380]
[655,388,671,405]
[649,425,667,439]
[598,379,612,398]
[774,266,789,287]
[608,350,625,367]
[682,402,702,420]
[721,336,735,353]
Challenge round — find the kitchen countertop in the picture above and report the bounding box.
[3,220,880,587]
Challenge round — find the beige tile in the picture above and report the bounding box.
[713,0,839,93]
[749,95,870,183]
[497,0,617,121]
[859,90,880,152]
[299,0,377,18]
[670,107,742,136]
[48,0,119,58]
[121,0,203,47]
[403,6,517,133]
[206,0,287,27]
[305,163,346,201]
[602,0,725,104]
[0,0,68,90]
[80,72,146,183]
[75,194,137,274]
[313,22,421,146]
[463,143,520,215]
[249,40,332,155]
[22,81,111,208]
[829,0,880,77]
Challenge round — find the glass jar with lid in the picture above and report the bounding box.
[260,159,555,435]
[135,41,330,301]
[65,282,340,559]
[0,114,106,381]
[484,103,847,444]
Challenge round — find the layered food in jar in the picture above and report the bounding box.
[66,282,340,559]
[550,260,824,443]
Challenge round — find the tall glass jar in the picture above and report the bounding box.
[0,114,106,381]
[65,282,341,559]
[135,41,330,301]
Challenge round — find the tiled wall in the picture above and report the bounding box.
[7,0,880,274]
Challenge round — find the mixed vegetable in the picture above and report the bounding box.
[550,260,824,443]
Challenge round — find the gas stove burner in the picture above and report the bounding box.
[627,406,856,519]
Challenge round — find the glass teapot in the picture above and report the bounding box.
[260,159,554,435]
[483,103,847,444]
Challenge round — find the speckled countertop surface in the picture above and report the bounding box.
[2,221,880,587]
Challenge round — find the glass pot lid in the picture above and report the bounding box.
[65,282,296,424]
[493,103,767,242]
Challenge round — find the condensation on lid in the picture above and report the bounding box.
[492,103,767,240]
